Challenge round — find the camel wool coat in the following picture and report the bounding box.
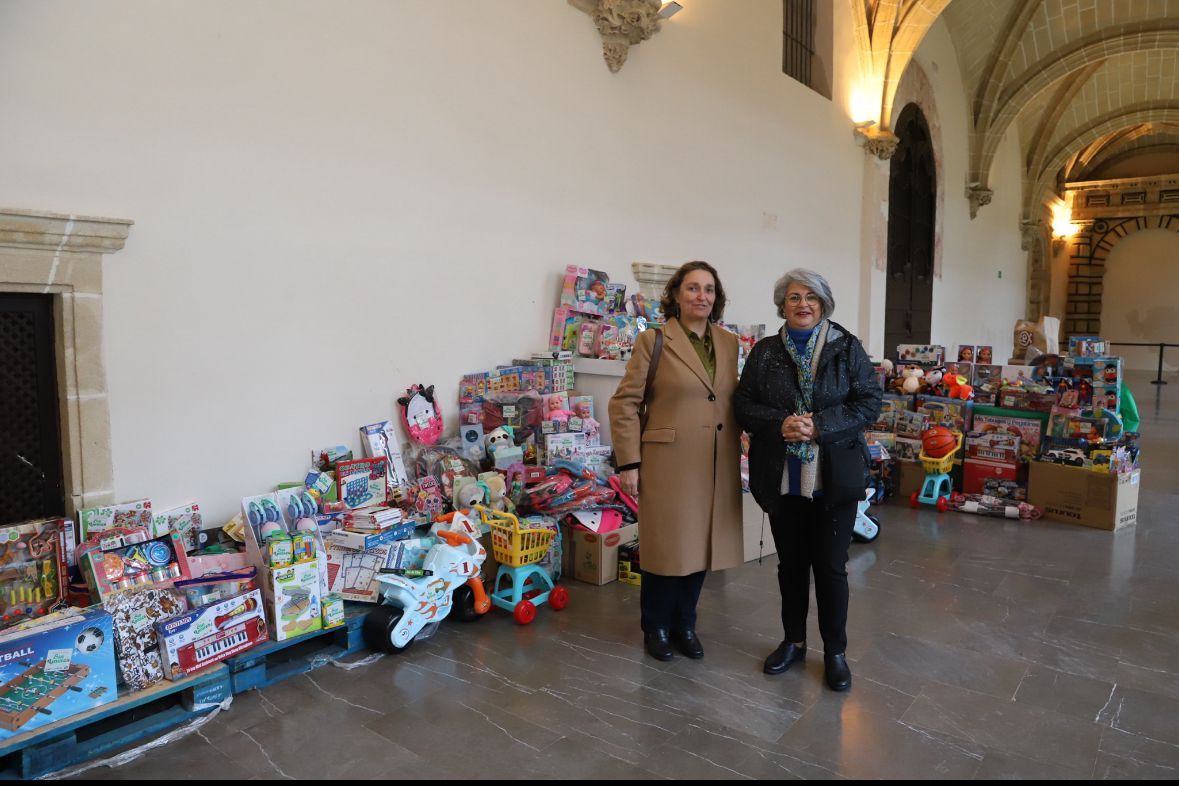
[608,319,743,576]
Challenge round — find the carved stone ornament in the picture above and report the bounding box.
[1019,219,1044,252]
[967,185,994,219]
[853,125,899,160]
[570,0,663,73]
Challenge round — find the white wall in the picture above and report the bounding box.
[907,18,1028,362]
[0,0,869,523]
[1101,228,1179,371]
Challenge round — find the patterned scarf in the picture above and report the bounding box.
[780,320,828,463]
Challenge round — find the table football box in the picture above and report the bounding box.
[0,606,117,740]
[155,588,266,680]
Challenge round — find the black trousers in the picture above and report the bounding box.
[640,570,707,633]
[768,494,856,654]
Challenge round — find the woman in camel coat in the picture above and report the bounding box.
[609,261,743,662]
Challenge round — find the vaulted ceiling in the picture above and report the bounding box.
[936,0,1179,217]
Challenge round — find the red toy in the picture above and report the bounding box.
[921,426,958,459]
[944,373,974,400]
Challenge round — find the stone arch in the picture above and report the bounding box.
[1062,214,1179,336]
[970,25,1179,187]
[890,61,944,277]
[1026,106,1179,217]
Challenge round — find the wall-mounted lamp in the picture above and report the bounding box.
[659,2,683,18]
[1050,203,1078,253]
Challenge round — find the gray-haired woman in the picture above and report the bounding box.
[733,268,881,691]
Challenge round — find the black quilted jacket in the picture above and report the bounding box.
[734,321,883,513]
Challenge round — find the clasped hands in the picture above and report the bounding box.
[781,413,815,443]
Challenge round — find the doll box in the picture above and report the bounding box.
[0,606,117,740]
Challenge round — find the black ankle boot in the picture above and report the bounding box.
[763,641,806,675]
[671,629,704,659]
[824,652,851,691]
[644,629,675,661]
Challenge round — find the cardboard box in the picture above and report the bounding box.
[1028,461,1139,530]
[896,460,925,499]
[561,523,638,585]
[0,607,117,739]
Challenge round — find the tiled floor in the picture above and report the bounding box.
[77,371,1179,779]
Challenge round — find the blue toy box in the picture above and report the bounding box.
[0,606,117,739]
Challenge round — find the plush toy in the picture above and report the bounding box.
[398,384,443,445]
[945,374,974,400]
[486,425,515,457]
[925,367,945,390]
[900,366,925,395]
[879,358,894,376]
[452,476,484,511]
[479,471,512,513]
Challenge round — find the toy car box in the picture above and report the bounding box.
[0,606,117,740]
[155,588,266,680]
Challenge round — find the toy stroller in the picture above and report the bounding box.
[477,505,568,625]
[362,518,490,653]
[910,431,964,512]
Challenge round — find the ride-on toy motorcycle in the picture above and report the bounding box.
[362,514,490,653]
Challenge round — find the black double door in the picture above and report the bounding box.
[0,294,65,524]
[884,103,936,361]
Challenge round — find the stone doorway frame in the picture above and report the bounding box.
[1,208,132,516]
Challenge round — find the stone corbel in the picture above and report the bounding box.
[1019,219,1044,252]
[853,124,899,160]
[966,184,993,219]
[570,0,663,73]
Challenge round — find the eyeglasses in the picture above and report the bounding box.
[786,293,820,308]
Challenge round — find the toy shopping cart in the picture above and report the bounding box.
[909,431,963,512]
[478,506,568,625]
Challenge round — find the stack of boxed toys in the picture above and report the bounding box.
[0,506,268,729]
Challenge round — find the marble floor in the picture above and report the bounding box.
[77,371,1179,780]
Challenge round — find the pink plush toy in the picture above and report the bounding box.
[398,384,444,445]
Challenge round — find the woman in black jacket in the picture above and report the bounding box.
[734,268,882,691]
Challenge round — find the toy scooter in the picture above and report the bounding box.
[362,515,490,653]
[851,487,880,543]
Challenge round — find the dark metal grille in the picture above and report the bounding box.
[0,294,65,524]
[783,0,815,87]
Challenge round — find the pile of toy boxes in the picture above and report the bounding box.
[871,339,1140,530]
[0,507,269,740]
[550,265,661,360]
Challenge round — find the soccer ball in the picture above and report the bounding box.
[75,627,105,654]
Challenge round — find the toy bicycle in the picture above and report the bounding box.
[477,505,568,625]
[851,487,880,543]
[910,431,964,512]
[362,514,490,653]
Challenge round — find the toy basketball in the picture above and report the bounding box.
[922,426,957,459]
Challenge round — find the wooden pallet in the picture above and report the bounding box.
[0,664,231,780]
[224,606,368,694]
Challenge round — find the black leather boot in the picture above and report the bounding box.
[763,641,806,675]
[672,629,704,659]
[644,629,675,661]
[824,652,852,691]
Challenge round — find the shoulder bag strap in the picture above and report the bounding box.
[639,329,664,433]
